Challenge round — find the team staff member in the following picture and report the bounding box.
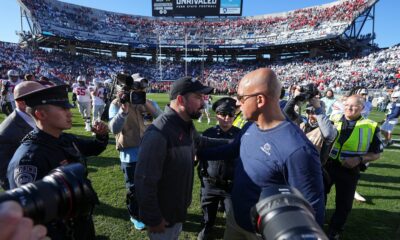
[326,95,383,240]
[0,81,44,190]
[7,85,109,240]
[135,76,229,240]
[198,68,324,240]
[197,97,241,240]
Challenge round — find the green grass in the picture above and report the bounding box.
[1,93,399,240]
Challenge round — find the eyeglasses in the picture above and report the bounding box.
[236,92,265,103]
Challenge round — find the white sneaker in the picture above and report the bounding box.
[85,123,91,132]
[354,191,366,202]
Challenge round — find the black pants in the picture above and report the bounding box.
[199,179,232,234]
[325,161,360,234]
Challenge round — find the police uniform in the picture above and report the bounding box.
[7,85,108,240]
[197,97,240,239]
[325,114,383,238]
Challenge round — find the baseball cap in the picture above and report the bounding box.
[18,85,73,109]
[170,77,213,100]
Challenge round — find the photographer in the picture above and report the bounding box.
[283,85,337,166]
[7,85,109,240]
[108,73,162,230]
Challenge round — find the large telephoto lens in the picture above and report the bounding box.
[0,163,98,224]
[251,185,327,240]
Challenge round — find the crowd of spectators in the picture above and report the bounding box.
[19,0,376,46]
[1,41,399,94]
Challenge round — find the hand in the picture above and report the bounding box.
[92,121,109,135]
[120,102,129,114]
[0,201,47,240]
[341,156,361,169]
[148,218,169,233]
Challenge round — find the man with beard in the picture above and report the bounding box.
[135,76,216,240]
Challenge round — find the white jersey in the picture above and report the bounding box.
[1,79,23,102]
[91,87,106,106]
[73,86,91,102]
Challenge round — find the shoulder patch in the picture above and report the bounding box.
[14,165,37,186]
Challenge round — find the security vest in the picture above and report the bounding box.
[329,114,377,161]
[233,113,247,129]
[112,99,148,150]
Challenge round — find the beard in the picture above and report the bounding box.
[188,110,203,119]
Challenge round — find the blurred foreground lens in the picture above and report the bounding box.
[251,185,327,240]
[0,163,98,224]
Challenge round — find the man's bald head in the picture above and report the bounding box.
[239,68,281,100]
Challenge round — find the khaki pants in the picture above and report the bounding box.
[223,203,262,240]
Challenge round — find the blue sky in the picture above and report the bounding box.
[0,0,399,48]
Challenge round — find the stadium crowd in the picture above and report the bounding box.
[20,0,375,46]
[1,41,399,94]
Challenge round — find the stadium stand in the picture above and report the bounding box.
[18,0,377,47]
[1,41,399,94]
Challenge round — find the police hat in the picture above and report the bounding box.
[19,85,73,108]
[212,97,237,114]
[170,77,213,100]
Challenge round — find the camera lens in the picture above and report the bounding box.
[0,163,98,224]
[251,185,327,240]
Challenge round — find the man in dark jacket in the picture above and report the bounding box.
[7,84,109,240]
[135,76,216,240]
[0,81,44,190]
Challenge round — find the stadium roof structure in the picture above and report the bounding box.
[16,0,379,60]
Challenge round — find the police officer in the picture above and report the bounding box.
[197,97,241,240]
[7,84,109,240]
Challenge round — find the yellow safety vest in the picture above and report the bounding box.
[232,113,247,129]
[329,114,377,161]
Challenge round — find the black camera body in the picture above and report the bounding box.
[117,74,147,105]
[295,84,319,102]
[0,163,98,224]
[251,185,327,240]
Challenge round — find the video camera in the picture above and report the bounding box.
[116,73,147,104]
[251,185,327,240]
[0,163,99,224]
[295,83,319,102]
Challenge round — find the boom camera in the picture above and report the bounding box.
[0,163,99,224]
[116,73,147,105]
[251,185,327,240]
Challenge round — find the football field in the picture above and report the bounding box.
[1,93,399,240]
